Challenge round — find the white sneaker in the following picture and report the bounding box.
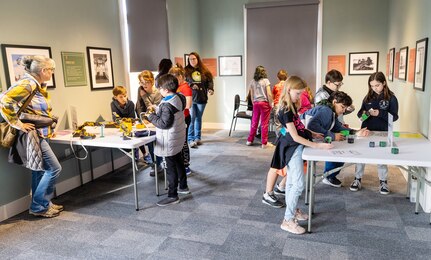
[280,218,306,234]
[246,141,253,146]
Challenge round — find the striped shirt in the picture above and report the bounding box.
[0,73,54,138]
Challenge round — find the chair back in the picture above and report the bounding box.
[234,94,240,111]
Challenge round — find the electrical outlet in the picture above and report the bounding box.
[65,148,71,157]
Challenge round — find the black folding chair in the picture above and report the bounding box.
[229,94,252,136]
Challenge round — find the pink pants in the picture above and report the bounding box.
[247,101,271,145]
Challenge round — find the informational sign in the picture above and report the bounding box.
[61,52,87,87]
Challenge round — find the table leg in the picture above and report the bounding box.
[132,148,139,211]
[307,160,316,233]
[305,160,310,205]
[406,169,411,199]
[155,151,159,196]
[415,177,420,214]
[89,147,94,181]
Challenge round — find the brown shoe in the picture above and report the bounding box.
[29,207,60,218]
[280,218,306,234]
[295,208,309,221]
[50,202,64,212]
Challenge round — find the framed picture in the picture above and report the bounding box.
[414,38,428,91]
[86,47,114,90]
[218,55,242,76]
[398,46,408,81]
[1,44,56,88]
[348,52,379,75]
[61,52,87,87]
[184,54,190,67]
[388,48,395,81]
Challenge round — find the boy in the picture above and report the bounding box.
[110,86,136,120]
[146,74,189,206]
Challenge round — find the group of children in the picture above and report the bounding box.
[258,69,399,234]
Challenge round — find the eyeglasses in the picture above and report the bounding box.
[189,58,197,61]
[46,67,55,72]
[139,81,151,85]
[332,82,343,88]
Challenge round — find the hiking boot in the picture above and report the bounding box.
[379,180,390,195]
[280,218,305,234]
[262,192,284,208]
[156,196,180,206]
[49,202,64,212]
[322,177,342,188]
[29,207,60,218]
[273,183,285,196]
[294,208,309,221]
[178,187,191,195]
[350,178,362,192]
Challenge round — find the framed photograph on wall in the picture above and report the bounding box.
[1,44,56,88]
[414,38,428,91]
[218,55,242,76]
[86,47,114,90]
[398,46,408,81]
[348,52,379,75]
[388,48,395,81]
[184,54,190,67]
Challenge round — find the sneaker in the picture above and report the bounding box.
[294,208,309,221]
[280,218,306,234]
[149,167,155,177]
[178,187,191,194]
[49,202,64,212]
[156,196,180,206]
[262,192,284,208]
[379,180,390,195]
[273,183,285,196]
[189,141,198,148]
[322,177,342,188]
[29,207,60,218]
[196,139,202,145]
[246,141,253,146]
[185,167,192,176]
[350,178,362,192]
[143,154,153,164]
[262,142,275,149]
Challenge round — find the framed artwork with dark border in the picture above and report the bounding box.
[388,48,395,81]
[184,54,190,67]
[348,52,379,75]
[1,44,56,88]
[86,47,114,90]
[414,38,428,91]
[398,46,408,81]
[218,55,242,76]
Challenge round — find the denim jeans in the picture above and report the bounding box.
[355,163,388,180]
[324,161,345,180]
[188,103,206,142]
[284,145,304,220]
[30,139,62,213]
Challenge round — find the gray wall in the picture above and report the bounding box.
[0,0,126,206]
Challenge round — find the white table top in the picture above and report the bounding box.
[302,132,431,168]
[51,127,156,149]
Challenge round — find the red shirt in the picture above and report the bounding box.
[177,81,192,117]
[272,81,284,105]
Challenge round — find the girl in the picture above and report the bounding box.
[185,52,214,148]
[246,66,273,148]
[271,76,333,234]
[169,65,193,175]
[350,72,399,194]
[298,84,314,115]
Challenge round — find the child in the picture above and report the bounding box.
[110,86,136,120]
[272,69,288,134]
[270,76,333,234]
[146,74,189,206]
[350,72,398,194]
[246,65,273,148]
[169,65,193,176]
[298,84,313,115]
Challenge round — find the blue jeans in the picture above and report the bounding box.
[324,161,344,180]
[188,103,206,142]
[284,145,304,220]
[30,139,62,213]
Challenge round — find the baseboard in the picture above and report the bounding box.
[203,122,250,131]
[0,154,130,222]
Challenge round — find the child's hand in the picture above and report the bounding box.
[334,133,345,141]
[316,142,333,150]
[356,127,370,137]
[311,131,324,140]
[208,89,214,95]
[369,108,379,117]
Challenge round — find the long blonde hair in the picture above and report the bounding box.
[278,76,307,115]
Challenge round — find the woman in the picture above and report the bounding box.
[184,52,214,148]
[0,56,62,218]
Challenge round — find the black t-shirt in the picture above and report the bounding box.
[278,107,311,142]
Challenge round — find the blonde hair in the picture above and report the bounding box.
[278,76,307,115]
[113,85,127,96]
[138,70,154,85]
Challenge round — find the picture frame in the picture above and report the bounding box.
[1,44,56,88]
[61,51,87,87]
[218,55,242,76]
[388,48,395,81]
[348,52,379,75]
[414,38,428,91]
[86,47,114,90]
[184,54,190,67]
[398,46,408,81]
